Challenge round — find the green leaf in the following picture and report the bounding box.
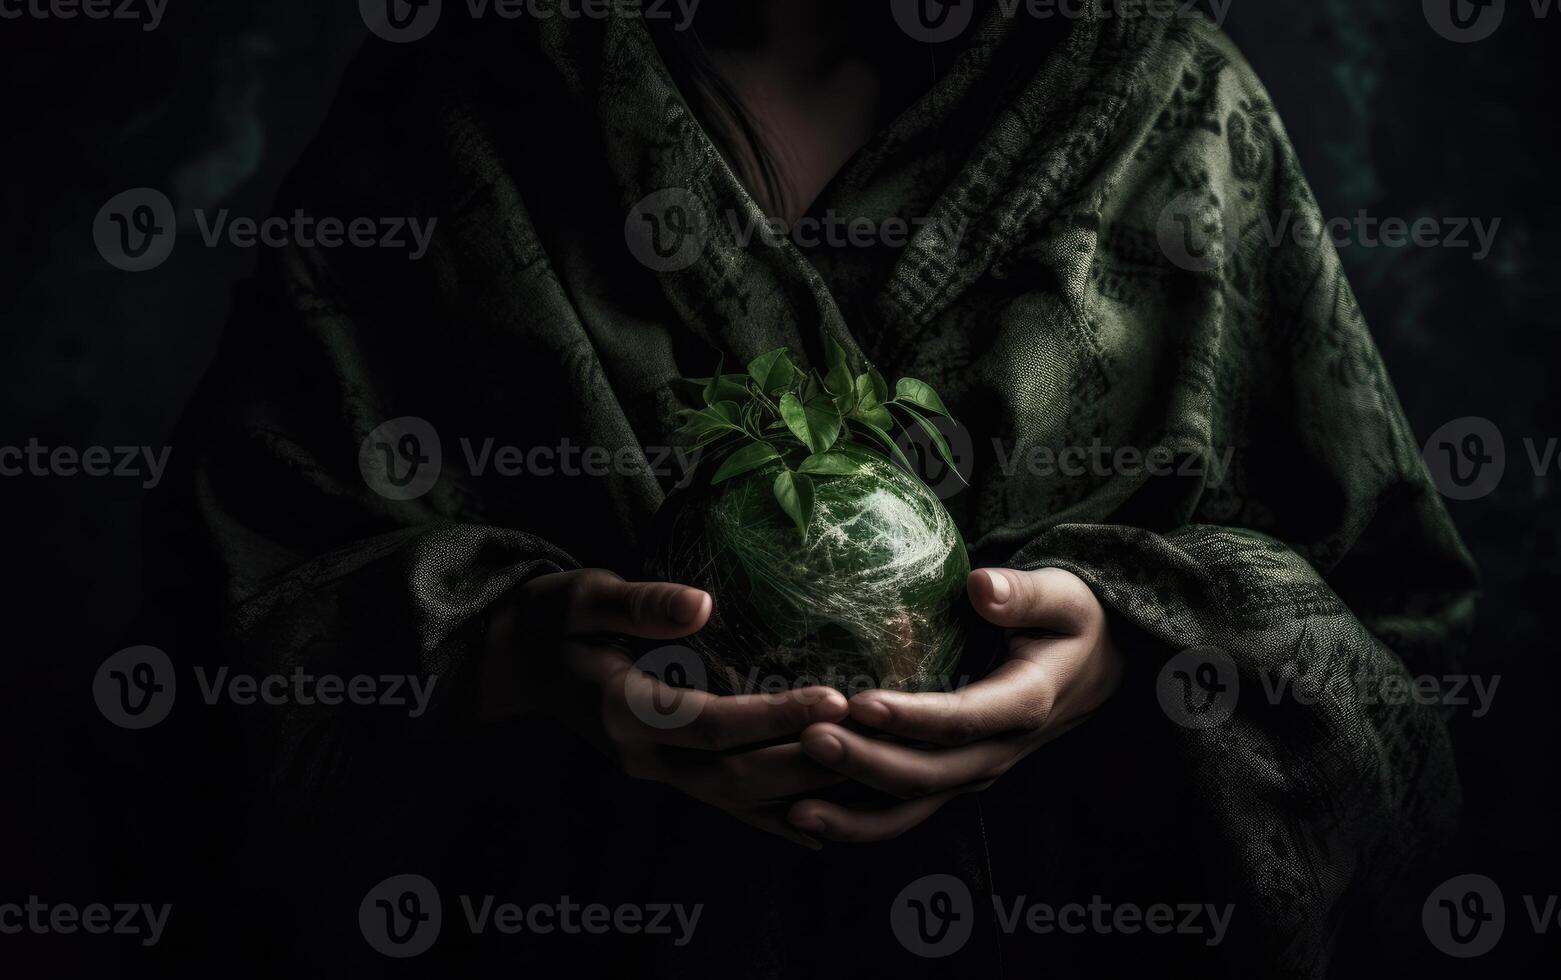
[851,371,892,429]
[747,347,797,395]
[801,371,822,403]
[858,403,893,430]
[865,367,889,404]
[772,469,814,536]
[823,337,853,397]
[779,392,843,455]
[893,378,951,417]
[701,354,725,407]
[853,419,916,473]
[898,404,967,485]
[712,441,781,484]
[676,401,743,443]
[797,452,866,477]
[700,375,750,407]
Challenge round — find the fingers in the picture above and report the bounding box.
[617,746,843,850]
[610,671,850,750]
[657,743,849,805]
[968,567,1102,634]
[797,722,1017,799]
[732,806,825,852]
[532,568,711,639]
[846,658,1056,745]
[787,789,966,843]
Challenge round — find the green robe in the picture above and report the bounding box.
[142,5,1476,976]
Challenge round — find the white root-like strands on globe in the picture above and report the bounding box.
[649,453,970,696]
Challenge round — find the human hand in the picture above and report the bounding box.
[787,567,1123,842]
[482,568,850,848]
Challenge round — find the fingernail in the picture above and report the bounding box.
[670,589,708,624]
[793,832,823,851]
[853,697,891,727]
[984,569,1011,604]
[805,732,845,764]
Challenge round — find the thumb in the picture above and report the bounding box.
[563,569,712,639]
[967,567,1101,634]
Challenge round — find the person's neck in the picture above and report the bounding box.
[697,0,860,72]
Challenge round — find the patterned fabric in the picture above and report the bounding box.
[145,4,1477,975]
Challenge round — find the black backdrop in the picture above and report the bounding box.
[3,1,1557,975]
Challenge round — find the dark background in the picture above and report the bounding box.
[3,1,1557,974]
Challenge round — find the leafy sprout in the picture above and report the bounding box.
[675,341,964,536]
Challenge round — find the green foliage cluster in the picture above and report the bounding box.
[676,340,962,535]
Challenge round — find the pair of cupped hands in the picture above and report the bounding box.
[482,566,1123,849]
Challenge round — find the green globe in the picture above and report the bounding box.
[647,451,969,696]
